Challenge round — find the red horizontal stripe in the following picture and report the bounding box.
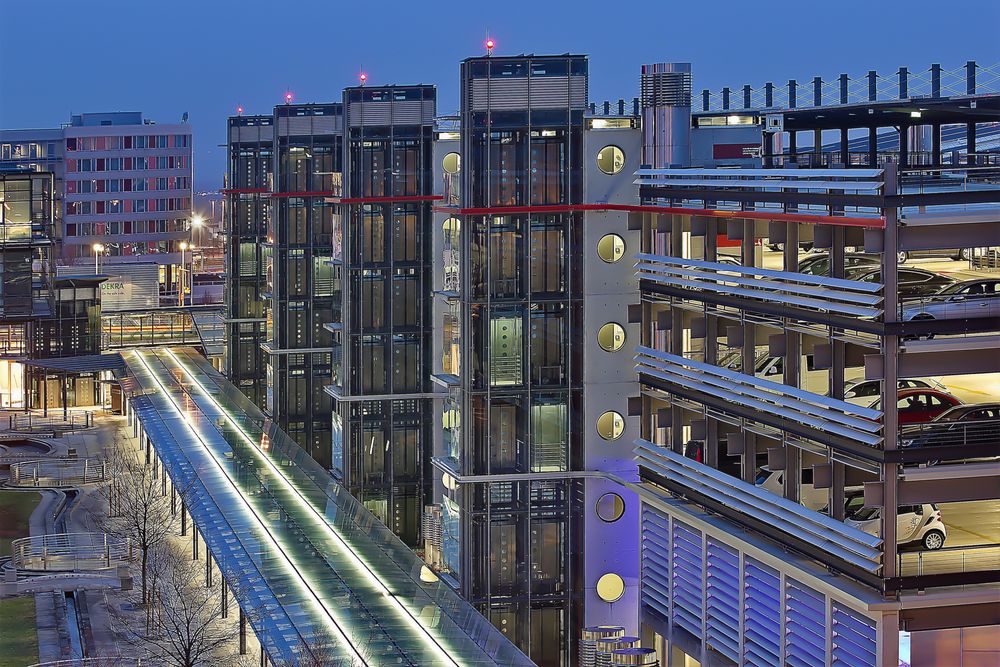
[337,195,443,204]
[432,203,885,228]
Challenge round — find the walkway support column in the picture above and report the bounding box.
[221,578,229,619]
[180,501,187,536]
[239,608,247,655]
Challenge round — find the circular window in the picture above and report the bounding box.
[596,234,626,263]
[596,573,626,602]
[597,323,626,352]
[595,493,625,522]
[443,152,461,174]
[596,411,625,441]
[597,146,625,175]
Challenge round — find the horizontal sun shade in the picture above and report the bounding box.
[636,347,884,448]
[634,440,883,572]
[637,254,884,320]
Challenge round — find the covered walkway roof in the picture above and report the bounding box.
[119,347,531,667]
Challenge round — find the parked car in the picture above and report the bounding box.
[899,403,1000,461]
[902,279,1000,322]
[845,503,947,550]
[756,467,829,512]
[869,388,963,425]
[897,248,971,263]
[798,252,880,277]
[847,267,957,299]
[844,378,946,406]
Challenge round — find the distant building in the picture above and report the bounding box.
[1,112,193,294]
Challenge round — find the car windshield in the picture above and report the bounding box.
[851,506,880,521]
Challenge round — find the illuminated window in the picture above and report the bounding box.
[597,323,625,353]
[597,233,626,263]
[596,145,625,175]
[596,573,625,602]
[442,152,461,174]
[595,493,625,523]
[596,411,625,441]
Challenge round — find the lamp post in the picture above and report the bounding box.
[93,243,105,275]
[179,241,189,307]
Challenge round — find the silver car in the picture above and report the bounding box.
[903,279,1000,322]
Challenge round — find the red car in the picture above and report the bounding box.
[869,388,964,425]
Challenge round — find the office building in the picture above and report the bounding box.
[1,112,193,294]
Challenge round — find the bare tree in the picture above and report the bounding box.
[100,436,176,611]
[115,547,234,667]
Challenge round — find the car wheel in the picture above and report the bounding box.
[960,248,972,261]
[906,314,936,342]
[897,251,908,263]
[922,530,945,551]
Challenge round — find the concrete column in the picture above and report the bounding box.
[931,123,942,166]
[221,578,229,619]
[784,224,801,503]
[899,126,909,166]
[882,164,900,578]
[788,131,797,163]
[192,528,199,561]
[670,215,685,454]
[741,220,758,485]
[171,485,177,516]
[180,502,187,536]
[868,127,878,167]
[830,225,847,520]
[840,127,850,166]
[205,551,212,588]
[967,123,977,165]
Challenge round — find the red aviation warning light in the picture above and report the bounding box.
[360,72,368,86]
[284,91,293,104]
[485,38,495,54]
[236,106,244,115]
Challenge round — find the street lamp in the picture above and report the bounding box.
[179,241,190,307]
[92,243,105,275]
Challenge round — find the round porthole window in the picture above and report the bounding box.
[443,152,461,174]
[596,233,626,263]
[597,145,625,175]
[596,573,626,602]
[597,323,626,352]
[595,492,625,523]
[596,411,625,441]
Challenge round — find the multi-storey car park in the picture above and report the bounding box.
[632,65,1000,666]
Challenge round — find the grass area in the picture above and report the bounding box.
[0,597,39,666]
[0,490,41,556]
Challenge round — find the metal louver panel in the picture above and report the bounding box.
[469,76,587,111]
[634,440,883,572]
[670,520,702,638]
[640,507,670,621]
[348,101,391,126]
[705,539,739,663]
[641,69,692,107]
[785,579,827,667]
[831,603,877,667]
[743,558,781,667]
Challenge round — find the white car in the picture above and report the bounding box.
[844,378,947,406]
[755,468,829,512]
[903,279,1000,322]
[845,503,947,550]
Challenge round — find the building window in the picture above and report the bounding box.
[597,145,625,175]
[595,492,625,523]
[596,411,625,441]
[442,152,461,174]
[597,233,626,263]
[596,573,625,602]
[597,322,626,353]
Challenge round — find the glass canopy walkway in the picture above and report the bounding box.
[119,347,532,667]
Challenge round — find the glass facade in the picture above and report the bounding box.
[224,114,272,409]
[457,55,589,667]
[335,86,435,547]
[269,104,343,467]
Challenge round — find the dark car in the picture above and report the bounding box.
[798,252,880,277]
[897,248,971,263]
[899,403,1000,461]
[847,267,957,298]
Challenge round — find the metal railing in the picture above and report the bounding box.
[898,543,999,577]
[9,411,93,433]
[9,458,108,487]
[10,532,133,571]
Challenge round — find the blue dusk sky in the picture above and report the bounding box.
[1,0,997,192]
